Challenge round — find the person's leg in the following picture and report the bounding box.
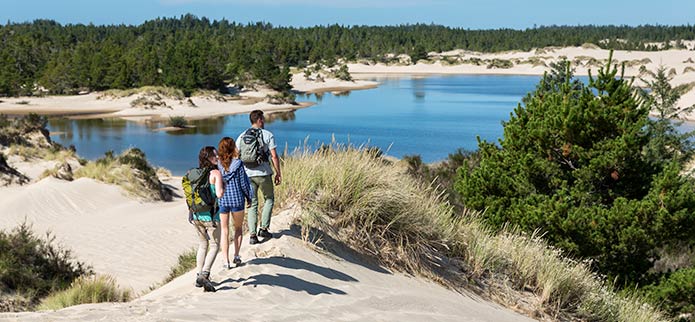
[231,210,244,261]
[258,175,275,231]
[193,221,208,275]
[247,177,261,236]
[219,212,231,267]
[202,222,221,273]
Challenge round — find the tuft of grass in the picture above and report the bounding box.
[37,275,131,311]
[168,116,188,128]
[99,86,184,100]
[74,148,170,201]
[8,144,76,162]
[163,249,197,284]
[16,100,29,105]
[277,146,666,321]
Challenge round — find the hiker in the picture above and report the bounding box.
[185,146,223,292]
[237,109,282,245]
[217,137,253,269]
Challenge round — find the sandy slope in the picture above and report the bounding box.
[0,176,192,293]
[0,201,535,322]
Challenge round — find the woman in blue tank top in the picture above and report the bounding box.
[191,146,224,292]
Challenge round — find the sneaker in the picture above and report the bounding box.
[222,261,232,269]
[249,235,259,245]
[233,256,242,266]
[258,228,273,239]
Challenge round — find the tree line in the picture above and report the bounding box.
[1,15,695,96]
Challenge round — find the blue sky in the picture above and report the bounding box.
[1,0,692,28]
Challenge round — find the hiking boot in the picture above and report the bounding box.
[196,272,209,287]
[233,256,242,267]
[249,235,259,245]
[258,228,273,239]
[195,273,203,288]
[196,271,216,292]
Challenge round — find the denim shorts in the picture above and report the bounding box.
[219,205,244,213]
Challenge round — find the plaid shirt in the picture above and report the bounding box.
[218,159,252,209]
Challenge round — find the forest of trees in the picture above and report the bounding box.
[1,15,695,96]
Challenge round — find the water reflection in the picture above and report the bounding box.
[266,110,296,124]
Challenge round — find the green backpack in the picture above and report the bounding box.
[239,128,268,168]
[182,167,216,213]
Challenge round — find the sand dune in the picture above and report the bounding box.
[0,176,192,293]
[0,201,535,322]
[0,175,535,321]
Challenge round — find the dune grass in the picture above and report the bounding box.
[163,249,197,284]
[99,86,184,100]
[74,148,169,201]
[276,146,665,321]
[8,144,77,162]
[38,275,131,311]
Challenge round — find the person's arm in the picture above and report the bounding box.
[270,148,281,185]
[239,166,253,205]
[211,169,224,198]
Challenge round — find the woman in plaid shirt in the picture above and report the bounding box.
[217,137,253,269]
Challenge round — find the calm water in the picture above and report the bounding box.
[48,75,543,175]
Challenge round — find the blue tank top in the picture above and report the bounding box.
[192,185,220,222]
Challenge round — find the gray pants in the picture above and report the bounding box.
[193,221,221,274]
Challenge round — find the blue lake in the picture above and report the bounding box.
[48,75,544,175]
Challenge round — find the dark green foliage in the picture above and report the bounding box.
[642,268,695,320]
[409,45,428,63]
[334,65,352,81]
[168,116,188,128]
[404,149,475,211]
[1,18,694,96]
[455,55,695,284]
[0,223,90,308]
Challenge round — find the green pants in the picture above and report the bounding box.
[248,175,275,234]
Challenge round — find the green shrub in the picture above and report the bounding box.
[333,64,353,81]
[168,116,188,128]
[0,223,90,310]
[642,268,695,320]
[38,275,131,310]
[486,58,513,69]
[456,53,695,285]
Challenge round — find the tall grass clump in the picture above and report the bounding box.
[162,249,197,284]
[99,86,184,100]
[37,275,131,311]
[74,148,171,201]
[277,146,665,321]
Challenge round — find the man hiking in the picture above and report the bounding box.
[237,110,282,245]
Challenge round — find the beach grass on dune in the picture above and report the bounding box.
[37,275,131,311]
[163,249,197,284]
[276,146,665,321]
[98,86,185,100]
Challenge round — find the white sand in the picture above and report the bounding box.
[0,176,192,293]
[0,188,535,321]
[0,92,311,121]
[290,76,378,94]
